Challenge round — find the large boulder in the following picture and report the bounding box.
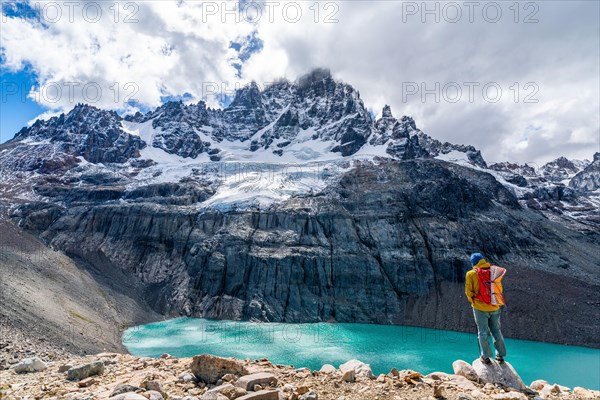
[67,361,105,381]
[190,354,250,384]
[339,359,374,379]
[13,357,47,373]
[472,359,526,390]
[452,360,478,381]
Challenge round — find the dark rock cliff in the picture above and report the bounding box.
[13,159,600,348]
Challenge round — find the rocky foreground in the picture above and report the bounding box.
[1,348,599,400]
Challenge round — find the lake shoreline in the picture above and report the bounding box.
[123,317,600,391]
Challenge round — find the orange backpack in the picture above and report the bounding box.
[474,266,506,306]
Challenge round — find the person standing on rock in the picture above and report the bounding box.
[465,252,507,365]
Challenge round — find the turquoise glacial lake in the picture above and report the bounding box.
[123,318,600,390]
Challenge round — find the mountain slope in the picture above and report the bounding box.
[0,220,159,355]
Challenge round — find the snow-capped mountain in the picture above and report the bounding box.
[570,153,600,192]
[540,156,590,183]
[13,104,145,163]
[119,68,375,161]
[2,68,599,224]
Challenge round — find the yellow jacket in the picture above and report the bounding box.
[465,259,502,312]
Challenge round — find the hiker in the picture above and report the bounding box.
[465,252,507,365]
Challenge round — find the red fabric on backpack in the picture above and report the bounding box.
[474,268,492,304]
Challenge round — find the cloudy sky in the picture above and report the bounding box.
[1,0,598,165]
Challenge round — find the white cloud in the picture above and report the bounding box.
[1,0,255,111]
[248,1,600,165]
[1,0,599,165]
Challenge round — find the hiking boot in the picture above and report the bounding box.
[480,356,492,365]
[496,356,505,364]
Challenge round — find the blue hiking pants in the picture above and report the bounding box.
[473,308,507,359]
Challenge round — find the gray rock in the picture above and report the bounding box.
[67,361,104,381]
[235,390,280,400]
[179,372,197,383]
[234,372,278,391]
[58,364,72,372]
[452,360,478,381]
[109,394,148,400]
[472,359,526,390]
[145,391,165,400]
[444,375,478,391]
[538,383,571,398]
[339,360,373,379]
[491,392,527,400]
[202,383,247,400]
[299,391,318,400]
[221,373,237,382]
[190,354,249,384]
[319,364,337,374]
[110,384,142,397]
[573,387,600,399]
[205,395,229,400]
[13,357,47,373]
[78,377,97,387]
[341,369,355,383]
[141,380,165,397]
[529,380,548,391]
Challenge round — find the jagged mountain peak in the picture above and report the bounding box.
[489,162,537,177]
[13,103,121,142]
[543,156,578,170]
[381,104,393,119]
[229,81,263,109]
[7,101,144,165]
[296,67,333,88]
[69,102,114,115]
[540,156,589,183]
[570,152,600,192]
[6,69,488,166]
